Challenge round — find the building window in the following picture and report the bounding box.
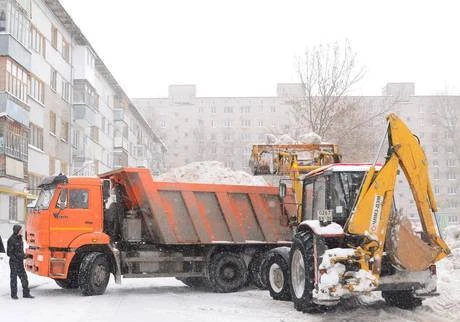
[86,48,95,68]
[448,186,457,195]
[433,160,439,167]
[211,120,216,128]
[62,39,70,62]
[224,106,233,113]
[270,106,276,112]
[28,74,45,104]
[224,120,232,128]
[434,185,440,195]
[240,106,250,113]
[211,106,217,114]
[257,120,264,127]
[28,173,45,192]
[49,111,56,135]
[9,196,18,221]
[224,134,231,141]
[432,146,438,153]
[448,171,456,180]
[3,120,28,161]
[447,159,456,167]
[50,68,57,91]
[62,80,71,102]
[61,121,69,142]
[90,126,99,143]
[6,2,30,47]
[6,58,28,102]
[51,25,58,49]
[241,120,251,128]
[29,123,44,150]
[30,24,46,57]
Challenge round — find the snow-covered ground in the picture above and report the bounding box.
[1,242,459,322]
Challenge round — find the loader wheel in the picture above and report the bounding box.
[289,231,321,313]
[209,252,248,293]
[78,252,110,296]
[266,251,291,301]
[382,290,423,309]
[249,251,268,290]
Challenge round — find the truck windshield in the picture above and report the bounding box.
[35,187,56,210]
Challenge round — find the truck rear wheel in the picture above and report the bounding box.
[209,252,248,293]
[249,251,268,289]
[382,290,423,309]
[289,231,321,313]
[266,251,291,301]
[78,252,110,296]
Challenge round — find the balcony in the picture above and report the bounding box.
[114,136,128,151]
[73,104,96,127]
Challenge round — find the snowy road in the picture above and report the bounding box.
[0,257,459,322]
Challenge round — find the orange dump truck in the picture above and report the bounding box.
[25,167,293,295]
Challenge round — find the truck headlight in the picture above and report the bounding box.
[37,255,44,262]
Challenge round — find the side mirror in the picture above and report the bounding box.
[279,182,287,198]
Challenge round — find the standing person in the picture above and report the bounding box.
[0,232,5,258]
[7,225,33,299]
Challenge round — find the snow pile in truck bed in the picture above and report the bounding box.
[155,161,267,186]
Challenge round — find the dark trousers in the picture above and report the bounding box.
[9,260,30,297]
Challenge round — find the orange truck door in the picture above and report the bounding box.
[49,186,94,247]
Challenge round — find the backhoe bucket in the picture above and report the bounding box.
[387,217,439,271]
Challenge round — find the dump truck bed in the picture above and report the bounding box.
[100,168,293,245]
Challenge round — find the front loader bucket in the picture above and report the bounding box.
[387,217,439,271]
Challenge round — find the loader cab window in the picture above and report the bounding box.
[302,182,314,220]
[329,172,366,223]
[312,177,327,219]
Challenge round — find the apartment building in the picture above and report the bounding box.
[0,0,164,236]
[134,83,459,232]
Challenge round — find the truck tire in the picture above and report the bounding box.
[55,264,79,289]
[382,290,423,309]
[78,252,110,296]
[248,251,268,289]
[54,274,79,289]
[266,251,291,301]
[289,231,321,313]
[209,252,248,293]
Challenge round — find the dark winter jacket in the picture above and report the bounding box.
[0,235,5,253]
[7,225,25,262]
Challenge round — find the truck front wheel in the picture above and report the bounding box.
[209,252,248,293]
[289,231,321,313]
[78,252,110,296]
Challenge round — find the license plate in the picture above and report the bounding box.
[317,209,333,223]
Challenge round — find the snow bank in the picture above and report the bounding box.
[298,132,322,144]
[156,161,267,186]
[443,225,460,269]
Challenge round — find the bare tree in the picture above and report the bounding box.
[294,39,365,140]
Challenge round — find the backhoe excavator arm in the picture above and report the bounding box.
[345,113,450,279]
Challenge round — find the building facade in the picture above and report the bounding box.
[134,83,460,231]
[0,0,164,237]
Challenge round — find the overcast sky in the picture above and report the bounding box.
[59,0,459,98]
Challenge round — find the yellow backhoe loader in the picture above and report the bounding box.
[250,113,450,312]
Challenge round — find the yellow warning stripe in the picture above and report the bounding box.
[50,227,93,232]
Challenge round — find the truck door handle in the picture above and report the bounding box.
[85,221,93,224]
